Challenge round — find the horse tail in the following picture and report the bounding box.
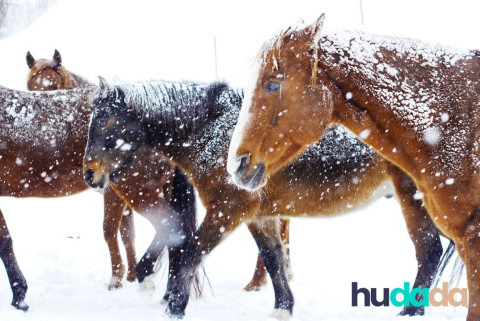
[169,167,205,298]
[433,240,464,288]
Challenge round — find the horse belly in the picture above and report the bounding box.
[259,156,391,218]
[0,150,88,198]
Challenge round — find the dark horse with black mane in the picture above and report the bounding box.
[84,78,453,319]
[25,49,286,292]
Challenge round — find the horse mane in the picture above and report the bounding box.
[258,26,477,87]
[113,80,240,139]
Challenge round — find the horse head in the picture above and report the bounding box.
[26,49,72,90]
[83,77,146,189]
[227,14,335,191]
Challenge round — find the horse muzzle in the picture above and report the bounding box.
[83,160,110,189]
[231,155,266,191]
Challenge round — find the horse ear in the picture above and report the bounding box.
[26,51,36,69]
[52,49,62,67]
[98,76,110,99]
[306,13,325,46]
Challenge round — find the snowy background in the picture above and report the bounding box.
[0,0,477,320]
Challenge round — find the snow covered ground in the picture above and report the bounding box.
[0,0,478,320]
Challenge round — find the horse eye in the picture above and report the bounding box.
[265,81,281,93]
[98,117,109,128]
[53,84,58,90]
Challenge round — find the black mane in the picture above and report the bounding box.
[98,80,243,167]
[114,80,239,138]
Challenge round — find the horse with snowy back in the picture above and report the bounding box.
[84,77,449,318]
[0,63,197,311]
[227,14,480,320]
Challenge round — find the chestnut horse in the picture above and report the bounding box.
[84,78,447,318]
[0,79,197,311]
[227,14,480,320]
[26,50,91,90]
[25,50,276,291]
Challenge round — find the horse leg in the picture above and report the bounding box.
[244,218,291,291]
[389,166,443,316]
[119,205,137,282]
[247,219,294,318]
[136,168,196,285]
[161,168,197,302]
[280,219,293,281]
[103,187,128,289]
[244,250,268,291]
[0,209,28,311]
[166,199,261,318]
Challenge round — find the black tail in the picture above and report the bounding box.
[433,240,464,288]
[167,167,204,298]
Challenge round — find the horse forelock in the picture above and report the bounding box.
[258,24,320,85]
[258,26,296,71]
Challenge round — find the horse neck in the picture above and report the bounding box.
[317,31,480,179]
[68,71,94,88]
[136,82,242,174]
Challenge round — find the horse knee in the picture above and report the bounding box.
[103,227,118,243]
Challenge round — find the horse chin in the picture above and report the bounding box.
[232,162,267,192]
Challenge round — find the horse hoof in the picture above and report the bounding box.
[126,271,137,282]
[12,300,29,312]
[267,309,292,321]
[108,281,123,290]
[166,306,185,319]
[398,305,424,316]
[166,296,187,319]
[138,274,156,292]
[160,298,168,305]
[244,279,267,291]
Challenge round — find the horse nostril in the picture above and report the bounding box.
[84,168,94,184]
[98,174,105,189]
[235,155,250,175]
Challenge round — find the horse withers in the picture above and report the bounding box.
[227,14,480,320]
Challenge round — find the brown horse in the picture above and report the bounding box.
[84,79,447,318]
[26,50,91,90]
[228,14,480,320]
[0,76,197,311]
[25,50,279,291]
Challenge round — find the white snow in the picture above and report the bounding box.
[0,0,477,320]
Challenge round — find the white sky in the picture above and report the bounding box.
[0,0,479,89]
